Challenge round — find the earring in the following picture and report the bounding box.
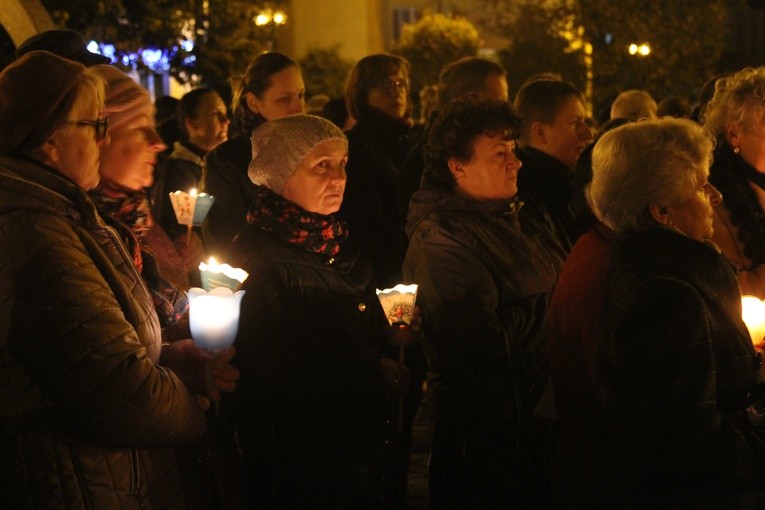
[733,146,741,154]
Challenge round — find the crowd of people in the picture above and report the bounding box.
[4,27,765,509]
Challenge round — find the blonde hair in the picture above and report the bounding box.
[702,67,765,138]
[588,117,713,234]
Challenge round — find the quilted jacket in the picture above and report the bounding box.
[0,156,207,509]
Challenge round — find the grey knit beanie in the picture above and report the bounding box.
[248,114,347,193]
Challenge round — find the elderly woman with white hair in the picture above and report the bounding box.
[588,117,765,507]
[227,114,409,508]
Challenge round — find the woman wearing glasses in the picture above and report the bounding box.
[0,51,217,508]
[340,53,420,507]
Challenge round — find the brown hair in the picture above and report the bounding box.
[344,53,411,122]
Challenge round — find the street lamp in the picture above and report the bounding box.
[628,43,651,56]
[253,9,287,27]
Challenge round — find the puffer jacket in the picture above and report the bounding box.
[0,156,207,509]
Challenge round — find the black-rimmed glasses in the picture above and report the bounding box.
[73,117,109,142]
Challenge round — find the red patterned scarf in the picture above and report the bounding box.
[247,185,349,258]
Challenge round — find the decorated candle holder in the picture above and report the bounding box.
[188,287,246,351]
[169,188,215,244]
[376,284,418,327]
[742,295,765,346]
[199,257,249,292]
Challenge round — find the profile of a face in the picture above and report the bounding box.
[280,139,348,215]
[729,111,765,174]
[661,176,722,241]
[450,132,522,201]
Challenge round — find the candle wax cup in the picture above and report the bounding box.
[376,284,418,326]
[169,191,215,226]
[188,287,245,350]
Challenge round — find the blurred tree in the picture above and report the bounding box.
[477,0,737,117]
[392,13,480,92]
[38,0,280,98]
[298,45,354,99]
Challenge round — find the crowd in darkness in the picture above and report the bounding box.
[5,28,765,509]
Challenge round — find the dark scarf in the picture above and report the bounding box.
[89,181,187,327]
[247,185,349,258]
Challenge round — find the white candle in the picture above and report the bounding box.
[188,287,245,351]
[742,295,765,346]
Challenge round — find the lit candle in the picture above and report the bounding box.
[169,188,215,244]
[743,295,765,346]
[188,287,246,351]
[376,284,419,327]
[199,257,249,292]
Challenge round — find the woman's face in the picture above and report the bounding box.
[281,139,348,215]
[247,66,305,121]
[450,132,522,201]
[187,91,230,152]
[732,111,765,173]
[666,175,722,241]
[366,67,409,120]
[54,94,107,190]
[99,103,166,191]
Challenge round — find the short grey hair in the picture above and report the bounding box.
[588,117,714,234]
[702,66,765,138]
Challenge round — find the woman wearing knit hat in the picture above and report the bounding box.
[205,52,305,257]
[227,114,411,508]
[0,51,221,508]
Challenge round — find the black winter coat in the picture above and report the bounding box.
[517,145,578,253]
[597,227,765,507]
[340,111,413,288]
[204,136,253,257]
[228,227,397,508]
[403,185,563,507]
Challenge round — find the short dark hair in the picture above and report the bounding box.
[344,53,411,122]
[424,95,521,190]
[438,57,506,108]
[513,79,583,142]
[177,87,215,138]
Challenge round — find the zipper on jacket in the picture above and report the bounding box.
[129,448,146,509]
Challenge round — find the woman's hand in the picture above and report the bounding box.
[160,339,240,402]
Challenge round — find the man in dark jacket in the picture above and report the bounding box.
[513,79,593,252]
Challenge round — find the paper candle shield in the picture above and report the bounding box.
[199,258,249,292]
[188,287,245,350]
[169,189,215,226]
[376,284,418,326]
[742,295,765,346]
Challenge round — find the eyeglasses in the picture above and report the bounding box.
[72,117,109,142]
[374,79,410,95]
